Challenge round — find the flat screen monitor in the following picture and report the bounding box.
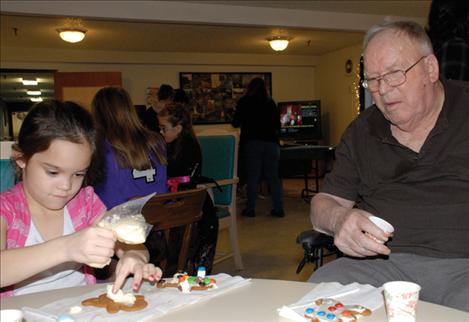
[278,100,321,141]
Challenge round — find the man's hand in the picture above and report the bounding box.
[333,209,392,257]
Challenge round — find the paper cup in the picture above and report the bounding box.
[383,281,421,322]
[369,216,394,233]
[366,216,394,243]
[0,309,23,322]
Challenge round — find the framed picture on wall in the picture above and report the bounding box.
[179,72,272,124]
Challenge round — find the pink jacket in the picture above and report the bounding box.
[0,182,106,297]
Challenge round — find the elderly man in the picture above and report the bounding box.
[309,20,469,312]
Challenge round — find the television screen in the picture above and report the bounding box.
[278,100,321,141]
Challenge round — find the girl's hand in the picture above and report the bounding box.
[64,227,116,267]
[112,251,162,292]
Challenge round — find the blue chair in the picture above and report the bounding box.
[197,131,243,270]
[1,141,15,192]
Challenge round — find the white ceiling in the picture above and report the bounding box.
[1,1,432,56]
[0,0,432,103]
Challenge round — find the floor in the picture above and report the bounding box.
[212,178,331,282]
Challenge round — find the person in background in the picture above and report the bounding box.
[91,87,167,209]
[141,84,175,133]
[309,20,469,312]
[0,100,161,297]
[173,88,190,105]
[426,0,469,81]
[155,103,219,275]
[232,77,284,218]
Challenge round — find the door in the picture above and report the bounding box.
[54,72,122,111]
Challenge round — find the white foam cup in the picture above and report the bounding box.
[383,281,421,322]
[0,309,24,322]
[369,216,394,234]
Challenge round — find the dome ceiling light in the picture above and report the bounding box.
[268,36,290,51]
[57,19,87,43]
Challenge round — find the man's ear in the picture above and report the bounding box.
[425,54,440,82]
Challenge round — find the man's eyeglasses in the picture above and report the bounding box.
[362,56,426,92]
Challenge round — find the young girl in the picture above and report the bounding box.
[156,103,218,275]
[91,87,168,209]
[0,100,161,297]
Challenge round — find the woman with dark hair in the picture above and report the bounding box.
[158,103,201,177]
[91,87,167,208]
[141,84,175,133]
[156,103,219,275]
[426,0,469,80]
[232,77,284,218]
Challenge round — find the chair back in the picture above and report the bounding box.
[142,188,206,273]
[196,130,243,270]
[198,134,237,205]
[0,141,15,192]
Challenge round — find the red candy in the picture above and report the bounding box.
[342,310,351,316]
[335,303,344,308]
[328,306,337,311]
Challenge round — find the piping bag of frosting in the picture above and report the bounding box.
[96,193,155,245]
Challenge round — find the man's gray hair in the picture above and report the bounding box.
[363,20,434,55]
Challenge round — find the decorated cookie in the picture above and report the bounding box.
[81,294,147,314]
[156,267,217,293]
[303,298,371,322]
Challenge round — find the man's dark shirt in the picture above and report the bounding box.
[322,79,469,258]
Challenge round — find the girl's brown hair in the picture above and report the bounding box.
[92,87,166,170]
[158,102,198,160]
[13,99,96,183]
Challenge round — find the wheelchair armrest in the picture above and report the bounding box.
[296,230,335,249]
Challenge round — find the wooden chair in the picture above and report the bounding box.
[141,188,206,274]
[197,129,244,270]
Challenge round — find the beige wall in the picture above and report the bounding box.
[2,45,364,139]
[315,44,363,146]
[1,47,318,105]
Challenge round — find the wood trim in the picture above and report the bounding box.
[54,72,122,100]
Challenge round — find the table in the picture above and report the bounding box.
[280,144,335,200]
[2,279,468,322]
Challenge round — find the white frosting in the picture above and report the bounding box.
[69,306,82,314]
[179,279,191,293]
[106,285,136,305]
[114,222,146,244]
[98,214,147,244]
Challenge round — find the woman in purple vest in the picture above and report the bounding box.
[91,87,168,209]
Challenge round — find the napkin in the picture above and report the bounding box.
[278,282,383,322]
[22,273,250,322]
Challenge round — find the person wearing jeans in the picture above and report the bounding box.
[232,77,285,218]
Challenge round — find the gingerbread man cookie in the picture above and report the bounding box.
[157,268,217,293]
[303,298,371,322]
[81,294,147,314]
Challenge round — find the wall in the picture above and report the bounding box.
[1,45,365,137]
[315,44,362,145]
[2,43,368,140]
[2,47,319,133]
[1,47,318,104]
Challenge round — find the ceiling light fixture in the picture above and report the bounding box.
[268,36,290,51]
[30,97,43,102]
[22,78,38,86]
[57,18,87,43]
[26,90,41,96]
[57,27,87,43]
